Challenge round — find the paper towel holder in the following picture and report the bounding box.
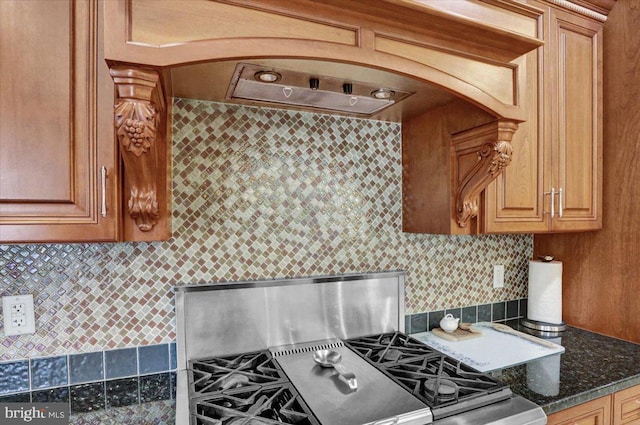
[538,255,555,262]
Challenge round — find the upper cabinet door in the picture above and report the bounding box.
[484,3,603,234]
[483,41,549,234]
[548,7,603,232]
[0,0,119,243]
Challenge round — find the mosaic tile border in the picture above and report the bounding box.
[405,298,528,334]
[0,343,176,414]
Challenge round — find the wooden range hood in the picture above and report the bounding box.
[103,0,544,236]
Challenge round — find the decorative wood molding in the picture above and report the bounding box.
[545,0,610,21]
[452,120,518,228]
[110,66,165,232]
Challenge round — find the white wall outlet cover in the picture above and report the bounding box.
[2,294,36,336]
[493,264,505,288]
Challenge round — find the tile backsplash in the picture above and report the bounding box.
[1,99,532,362]
[0,343,175,411]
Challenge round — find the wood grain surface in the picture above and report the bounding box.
[534,0,640,343]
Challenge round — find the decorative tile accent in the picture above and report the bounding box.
[0,360,29,394]
[170,372,176,401]
[69,352,104,385]
[106,377,139,408]
[507,300,519,318]
[445,308,462,319]
[0,99,532,361]
[407,298,527,333]
[520,299,528,319]
[478,304,492,322]
[31,355,68,389]
[140,373,171,403]
[0,343,176,417]
[492,302,506,321]
[462,306,477,323]
[0,392,30,403]
[428,310,445,331]
[105,347,137,379]
[32,387,69,403]
[70,382,105,413]
[410,313,427,334]
[138,344,169,375]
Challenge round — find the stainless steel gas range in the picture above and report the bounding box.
[174,271,546,425]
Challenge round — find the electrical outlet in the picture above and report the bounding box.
[493,265,505,288]
[3,295,36,336]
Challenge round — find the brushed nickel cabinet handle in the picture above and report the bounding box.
[101,166,107,218]
[544,187,556,218]
[558,187,563,218]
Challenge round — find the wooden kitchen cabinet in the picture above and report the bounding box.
[613,385,640,425]
[0,0,170,243]
[545,384,640,425]
[402,1,603,234]
[546,395,612,425]
[482,40,548,233]
[484,2,603,233]
[544,6,603,232]
[0,0,120,242]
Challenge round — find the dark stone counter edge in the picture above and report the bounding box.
[542,375,640,415]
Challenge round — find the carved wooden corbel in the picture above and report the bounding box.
[452,120,519,228]
[109,66,165,232]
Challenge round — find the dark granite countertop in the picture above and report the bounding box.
[494,322,640,414]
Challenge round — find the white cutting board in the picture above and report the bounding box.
[411,323,565,372]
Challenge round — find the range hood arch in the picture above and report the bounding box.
[105,0,540,121]
[103,0,543,234]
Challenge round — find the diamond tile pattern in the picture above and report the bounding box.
[0,99,531,361]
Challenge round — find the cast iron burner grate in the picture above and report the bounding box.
[190,351,288,395]
[345,332,513,420]
[345,332,440,364]
[192,383,319,425]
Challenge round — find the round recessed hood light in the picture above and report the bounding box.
[371,88,395,100]
[254,70,282,83]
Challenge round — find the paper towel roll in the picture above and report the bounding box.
[528,260,563,324]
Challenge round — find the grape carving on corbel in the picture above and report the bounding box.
[454,120,518,228]
[115,101,156,157]
[113,100,160,231]
[110,66,164,233]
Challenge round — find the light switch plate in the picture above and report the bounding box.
[3,294,36,336]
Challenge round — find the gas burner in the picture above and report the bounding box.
[190,351,287,395]
[345,332,513,420]
[192,384,319,425]
[423,378,459,400]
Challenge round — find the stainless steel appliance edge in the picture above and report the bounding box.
[175,271,407,425]
[175,270,407,364]
[174,271,546,425]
